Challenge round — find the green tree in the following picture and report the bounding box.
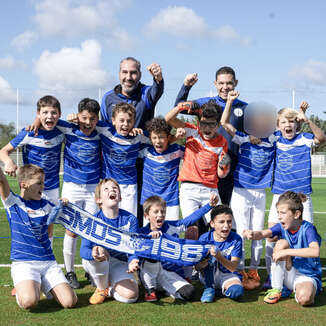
[0,122,16,149]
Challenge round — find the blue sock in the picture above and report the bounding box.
[224,285,244,300]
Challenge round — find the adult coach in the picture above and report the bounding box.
[100,57,164,225]
[175,67,247,205]
[100,57,164,129]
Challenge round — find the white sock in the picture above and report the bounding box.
[113,291,138,304]
[63,234,77,273]
[271,260,285,290]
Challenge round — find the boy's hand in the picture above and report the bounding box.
[209,193,219,207]
[92,246,109,262]
[147,63,162,82]
[195,258,209,271]
[177,101,202,115]
[227,90,240,102]
[127,259,140,273]
[175,128,186,139]
[218,151,231,170]
[25,117,41,136]
[209,245,220,257]
[4,160,17,177]
[249,135,261,144]
[299,101,309,114]
[184,73,198,87]
[148,230,162,239]
[129,128,143,136]
[272,249,288,262]
[67,113,78,123]
[243,229,254,240]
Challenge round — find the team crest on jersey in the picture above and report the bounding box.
[109,148,127,164]
[126,235,150,251]
[251,149,270,168]
[221,245,234,257]
[233,108,243,117]
[153,166,170,185]
[75,143,97,163]
[278,152,293,171]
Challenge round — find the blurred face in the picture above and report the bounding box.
[276,203,300,230]
[150,131,169,153]
[96,180,121,208]
[112,111,135,136]
[22,173,44,200]
[78,110,99,136]
[278,116,298,140]
[199,117,219,140]
[210,213,233,241]
[144,203,166,230]
[37,106,60,130]
[119,60,141,96]
[214,73,237,100]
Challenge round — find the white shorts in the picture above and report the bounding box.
[180,182,220,223]
[61,182,98,214]
[284,267,317,299]
[11,260,68,294]
[82,257,136,287]
[140,260,189,296]
[268,194,313,224]
[119,184,137,216]
[165,205,180,222]
[43,188,60,206]
[199,269,240,294]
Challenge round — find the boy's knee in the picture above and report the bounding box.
[18,296,38,310]
[114,280,139,303]
[176,284,195,301]
[224,284,244,300]
[60,293,78,308]
[296,293,314,306]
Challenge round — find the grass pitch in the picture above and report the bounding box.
[0,177,325,326]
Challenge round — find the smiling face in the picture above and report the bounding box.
[276,203,301,230]
[278,116,298,140]
[37,106,60,131]
[78,110,99,136]
[144,203,166,230]
[22,173,45,200]
[150,131,169,153]
[214,73,237,101]
[96,180,121,209]
[210,213,233,241]
[199,117,219,140]
[112,111,135,137]
[119,59,141,96]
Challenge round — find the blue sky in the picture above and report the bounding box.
[1,0,326,127]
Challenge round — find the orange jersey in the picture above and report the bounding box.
[178,123,228,188]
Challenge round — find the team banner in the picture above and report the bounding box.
[48,203,214,266]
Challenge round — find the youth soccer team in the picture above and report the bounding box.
[0,59,324,310]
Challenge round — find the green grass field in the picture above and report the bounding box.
[0,177,325,326]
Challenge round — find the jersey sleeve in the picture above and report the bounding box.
[10,129,29,149]
[145,79,164,109]
[174,84,191,106]
[232,131,249,146]
[176,203,212,228]
[270,223,283,238]
[306,225,321,246]
[55,119,74,134]
[1,191,17,212]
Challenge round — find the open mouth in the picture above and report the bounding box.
[285,128,293,135]
[45,120,54,128]
[109,192,117,200]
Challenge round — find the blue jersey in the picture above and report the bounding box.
[101,81,164,130]
[2,192,55,261]
[271,221,322,293]
[10,128,64,190]
[140,143,184,206]
[140,203,212,275]
[199,230,242,276]
[56,120,101,185]
[96,121,150,185]
[80,209,139,263]
[272,132,314,194]
[175,85,247,159]
[232,131,277,189]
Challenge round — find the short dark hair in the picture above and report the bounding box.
[112,102,136,120]
[37,95,61,114]
[120,57,141,72]
[146,116,171,136]
[210,204,233,221]
[215,66,236,81]
[200,100,223,123]
[78,98,100,115]
[276,191,306,218]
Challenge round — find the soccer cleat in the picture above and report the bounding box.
[65,271,81,289]
[200,287,215,303]
[144,290,158,302]
[264,288,282,304]
[241,270,260,290]
[89,288,108,305]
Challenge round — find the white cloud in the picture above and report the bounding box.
[11,31,39,51]
[0,76,17,104]
[289,60,326,86]
[33,0,134,50]
[144,6,250,45]
[0,56,16,69]
[34,40,113,91]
